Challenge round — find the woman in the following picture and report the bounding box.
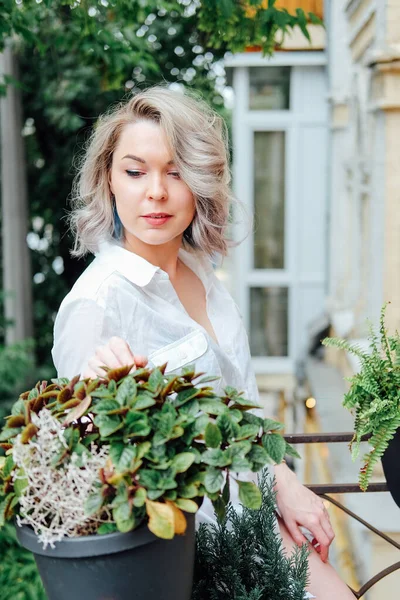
[52,85,355,599]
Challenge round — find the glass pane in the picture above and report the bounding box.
[249,287,289,357]
[249,67,290,110]
[253,131,285,269]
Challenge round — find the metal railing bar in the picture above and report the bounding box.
[317,494,400,550]
[307,482,388,494]
[283,432,372,444]
[355,561,400,598]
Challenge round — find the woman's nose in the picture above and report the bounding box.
[147,176,168,201]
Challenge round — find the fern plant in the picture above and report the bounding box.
[322,303,400,491]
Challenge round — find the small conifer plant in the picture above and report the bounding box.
[192,471,310,600]
[322,303,400,491]
[0,363,299,548]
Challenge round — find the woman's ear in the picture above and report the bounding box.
[108,172,114,195]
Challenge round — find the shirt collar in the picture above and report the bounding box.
[96,240,213,290]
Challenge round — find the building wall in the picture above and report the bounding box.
[326,1,400,596]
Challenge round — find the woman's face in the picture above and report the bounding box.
[109,120,195,250]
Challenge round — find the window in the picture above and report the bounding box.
[253,131,286,269]
[249,287,289,356]
[249,67,291,110]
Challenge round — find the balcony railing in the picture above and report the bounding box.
[283,431,400,598]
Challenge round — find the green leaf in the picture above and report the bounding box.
[204,467,224,494]
[174,387,200,406]
[113,502,135,532]
[247,445,270,470]
[262,433,286,463]
[175,498,198,513]
[98,522,118,535]
[177,483,198,498]
[202,448,231,468]
[147,489,164,500]
[222,476,230,504]
[171,452,195,473]
[2,455,14,479]
[235,423,260,440]
[0,428,21,442]
[263,418,284,432]
[133,487,147,507]
[116,377,137,406]
[133,392,156,410]
[204,422,222,448]
[136,441,151,460]
[230,455,252,472]
[242,412,263,427]
[110,443,136,472]
[285,441,301,459]
[91,399,120,413]
[94,414,123,437]
[108,380,117,394]
[148,368,164,392]
[138,469,161,489]
[125,411,150,437]
[85,490,104,516]
[13,471,28,497]
[231,396,262,409]
[195,375,221,384]
[216,412,238,442]
[11,398,25,416]
[228,440,252,457]
[236,480,262,509]
[212,495,226,521]
[179,398,200,416]
[198,399,228,415]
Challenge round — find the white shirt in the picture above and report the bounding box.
[52,240,260,406]
[51,241,270,527]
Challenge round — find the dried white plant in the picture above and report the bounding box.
[12,409,109,548]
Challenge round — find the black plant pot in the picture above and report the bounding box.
[381,428,400,509]
[16,515,195,600]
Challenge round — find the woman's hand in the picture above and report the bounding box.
[274,463,335,562]
[82,336,148,379]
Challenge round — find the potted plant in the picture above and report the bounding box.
[322,304,400,507]
[0,363,297,600]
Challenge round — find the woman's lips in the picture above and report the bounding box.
[142,215,172,226]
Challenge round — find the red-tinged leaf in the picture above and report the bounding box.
[0,443,12,451]
[57,387,72,405]
[106,365,133,382]
[64,395,92,426]
[32,395,46,413]
[59,398,81,410]
[6,415,25,428]
[21,423,38,444]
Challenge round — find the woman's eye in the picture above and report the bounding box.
[169,172,180,178]
[126,170,143,177]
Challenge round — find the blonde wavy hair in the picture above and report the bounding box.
[69,84,241,258]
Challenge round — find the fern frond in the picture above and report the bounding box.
[379,303,394,367]
[359,414,400,490]
[322,337,367,359]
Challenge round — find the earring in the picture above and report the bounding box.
[112,195,123,239]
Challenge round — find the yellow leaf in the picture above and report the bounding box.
[64,395,92,426]
[145,499,174,539]
[166,501,187,535]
